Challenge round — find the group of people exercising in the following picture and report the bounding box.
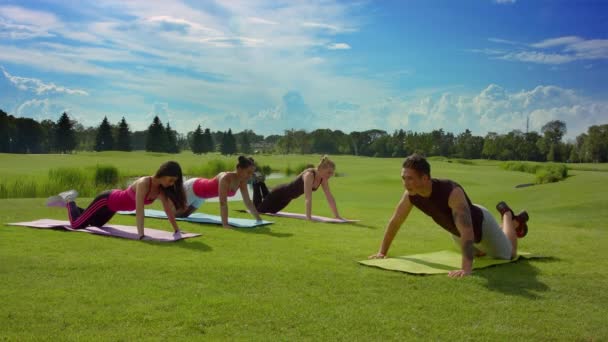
[47,154,530,278]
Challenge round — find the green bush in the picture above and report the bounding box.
[501,161,568,184]
[450,159,475,165]
[285,163,312,176]
[536,164,568,184]
[500,161,541,174]
[257,164,273,176]
[187,159,230,178]
[47,167,90,195]
[94,165,119,187]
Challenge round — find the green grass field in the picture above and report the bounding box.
[1,152,607,341]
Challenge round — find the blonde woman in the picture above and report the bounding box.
[252,156,343,220]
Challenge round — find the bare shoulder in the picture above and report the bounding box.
[301,168,315,179]
[133,176,150,187]
[399,191,413,205]
[448,187,467,208]
[218,171,231,180]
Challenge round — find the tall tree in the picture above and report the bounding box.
[39,119,55,153]
[146,116,167,152]
[583,124,608,162]
[190,125,205,154]
[482,132,500,159]
[541,120,567,161]
[239,131,252,154]
[131,130,147,151]
[311,129,338,154]
[14,118,43,153]
[0,109,16,153]
[220,129,237,155]
[202,128,215,153]
[54,112,77,153]
[165,122,180,154]
[116,117,132,151]
[95,116,114,151]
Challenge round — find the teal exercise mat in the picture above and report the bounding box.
[359,250,543,275]
[117,209,272,228]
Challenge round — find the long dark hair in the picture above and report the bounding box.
[154,161,186,210]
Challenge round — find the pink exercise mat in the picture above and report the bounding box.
[6,219,201,242]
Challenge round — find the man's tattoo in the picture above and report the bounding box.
[463,239,474,260]
[453,210,473,229]
[453,209,475,260]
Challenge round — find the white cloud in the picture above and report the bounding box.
[531,36,583,49]
[302,21,342,32]
[0,5,60,39]
[494,0,516,4]
[327,43,351,50]
[1,67,88,96]
[247,17,278,25]
[481,35,608,65]
[499,51,576,64]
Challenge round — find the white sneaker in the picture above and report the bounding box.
[46,195,66,207]
[58,189,78,202]
[46,190,78,207]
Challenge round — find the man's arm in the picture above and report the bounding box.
[448,187,475,277]
[369,192,413,258]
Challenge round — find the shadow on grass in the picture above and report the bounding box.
[142,239,213,252]
[348,222,378,229]
[475,256,560,298]
[231,226,293,238]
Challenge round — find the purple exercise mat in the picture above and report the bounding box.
[6,219,201,242]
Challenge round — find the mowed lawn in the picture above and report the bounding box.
[1,152,607,341]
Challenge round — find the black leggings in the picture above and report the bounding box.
[67,190,116,229]
[253,182,292,214]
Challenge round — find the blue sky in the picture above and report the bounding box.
[0,0,606,139]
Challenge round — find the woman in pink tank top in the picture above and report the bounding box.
[46,161,187,240]
[178,156,263,228]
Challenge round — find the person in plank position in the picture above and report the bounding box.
[369,154,529,278]
[47,161,186,240]
[252,155,343,220]
[176,156,263,228]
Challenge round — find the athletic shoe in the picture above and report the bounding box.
[46,189,78,207]
[58,189,78,202]
[496,201,529,238]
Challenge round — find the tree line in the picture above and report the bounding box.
[1,109,606,162]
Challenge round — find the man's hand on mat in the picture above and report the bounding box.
[448,269,472,278]
[368,252,386,259]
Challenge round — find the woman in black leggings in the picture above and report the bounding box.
[253,155,343,220]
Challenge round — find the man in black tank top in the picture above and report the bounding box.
[369,154,530,278]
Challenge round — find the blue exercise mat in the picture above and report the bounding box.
[117,209,272,228]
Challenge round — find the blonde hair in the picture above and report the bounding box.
[317,155,335,170]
